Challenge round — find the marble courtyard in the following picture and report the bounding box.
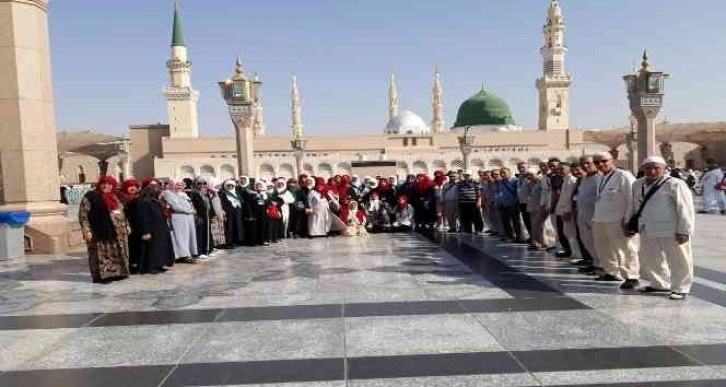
[0,214,725,386]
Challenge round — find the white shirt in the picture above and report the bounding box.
[592,169,636,224]
[631,176,695,237]
[555,174,577,216]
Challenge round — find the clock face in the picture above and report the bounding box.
[232,83,246,99]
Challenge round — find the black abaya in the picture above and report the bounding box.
[133,198,175,273]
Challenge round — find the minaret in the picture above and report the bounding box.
[388,74,399,120]
[536,0,572,131]
[164,3,200,138]
[431,67,445,133]
[252,73,266,138]
[291,75,304,139]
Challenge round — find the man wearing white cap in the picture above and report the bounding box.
[631,156,695,300]
[591,151,639,288]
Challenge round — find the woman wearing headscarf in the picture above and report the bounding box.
[189,177,214,258]
[411,174,436,230]
[163,180,198,263]
[120,179,142,274]
[78,176,130,283]
[392,195,415,232]
[292,175,310,238]
[132,184,175,273]
[207,179,226,250]
[307,176,332,237]
[340,199,367,236]
[219,179,245,247]
[245,180,272,246]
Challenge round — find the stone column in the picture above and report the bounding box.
[0,0,70,253]
[636,111,658,165]
[230,109,255,177]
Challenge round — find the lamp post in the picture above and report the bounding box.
[626,115,638,173]
[291,137,307,177]
[623,51,668,167]
[118,133,132,179]
[458,126,474,170]
[218,57,261,177]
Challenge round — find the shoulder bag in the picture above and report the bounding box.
[626,177,670,234]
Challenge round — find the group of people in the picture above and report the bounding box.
[78,154,698,301]
[437,153,696,300]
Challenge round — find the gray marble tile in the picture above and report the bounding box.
[534,365,726,385]
[608,305,726,345]
[347,373,538,387]
[0,329,73,371]
[210,383,345,387]
[11,324,207,371]
[343,289,433,304]
[345,314,504,357]
[421,286,513,301]
[473,309,663,351]
[182,319,344,363]
[316,271,420,293]
[570,293,716,310]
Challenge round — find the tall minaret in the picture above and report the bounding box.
[291,75,304,139]
[252,73,266,138]
[536,0,572,131]
[164,3,200,138]
[431,67,445,133]
[388,74,399,120]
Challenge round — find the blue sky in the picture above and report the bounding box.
[49,0,726,137]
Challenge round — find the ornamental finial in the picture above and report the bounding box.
[640,50,651,72]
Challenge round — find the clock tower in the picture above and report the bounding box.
[164,3,200,138]
[536,0,572,131]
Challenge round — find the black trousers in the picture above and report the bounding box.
[574,214,593,263]
[555,216,572,254]
[519,203,532,237]
[458,202,483,233]
[500,204,523,241]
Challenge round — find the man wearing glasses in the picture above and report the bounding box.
[591,152,639,289]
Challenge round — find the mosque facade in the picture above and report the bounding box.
[129,1,610,182]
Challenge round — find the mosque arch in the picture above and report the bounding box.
[278,164,295,180]
[179,165,195,179]
[509,158,524,167]
[258,164,275,180]
[220,164,236,180]
[450,159,464,171]
[527,157,543,166]
[489,159,503,168]
[412,160,428,175]
[470,159,485,170]
[303,163,315,176]
[336,162,351,175]
[317,163,334,178]
[431,160,446,172]
[199,165,216,177]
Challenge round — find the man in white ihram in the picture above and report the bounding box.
[591,152,640,289]
[632,156,695,300]
[699,162,726,215]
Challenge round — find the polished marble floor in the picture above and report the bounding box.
[1,214,726,386]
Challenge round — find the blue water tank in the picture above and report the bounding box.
[0,212,31,228]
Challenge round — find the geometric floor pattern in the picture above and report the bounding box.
[1,215,726,386]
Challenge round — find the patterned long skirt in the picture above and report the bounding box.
[88,239,130,281]
[211,216,226,247]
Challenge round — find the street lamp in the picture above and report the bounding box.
[625,116,638,173]
[218,56,261,177]
[290,137,307,177]
[623,51,668,167]
[458,126,475,170]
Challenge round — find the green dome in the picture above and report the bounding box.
[453,89,515,127]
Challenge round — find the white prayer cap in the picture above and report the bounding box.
[641,155,667,166]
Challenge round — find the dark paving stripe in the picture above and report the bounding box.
[217,304,342,322]
[3,345,725,385]
[673,343,726,365]
[90,308,224,327]
[690,283,726,307]
[695,266,726,285]
[0,365,172,387]
[0,313,101,330]
[161,359,344,386]
[422,232,591,305]
[344,300,465,317]
[513,346,700,372]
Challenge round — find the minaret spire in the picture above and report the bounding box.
[388,74,399,120]
[171,1,186,47]
[291,75,304,139]
[536,0,572,131]
[165,2,199,138]
[431,67,445,133]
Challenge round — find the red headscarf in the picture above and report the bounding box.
[141,177,159,189]
[338,197,352,222]
[314,176,329,196]
[433,171,447,187]
[96,175,120,211]
[397,195,410,211]
[413,174,434,195]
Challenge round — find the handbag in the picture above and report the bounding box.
[627,177,670,234]
[266,204,281,219]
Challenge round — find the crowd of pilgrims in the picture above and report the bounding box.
[79,153,695,302]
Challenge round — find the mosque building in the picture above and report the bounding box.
[123,2,644,181]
